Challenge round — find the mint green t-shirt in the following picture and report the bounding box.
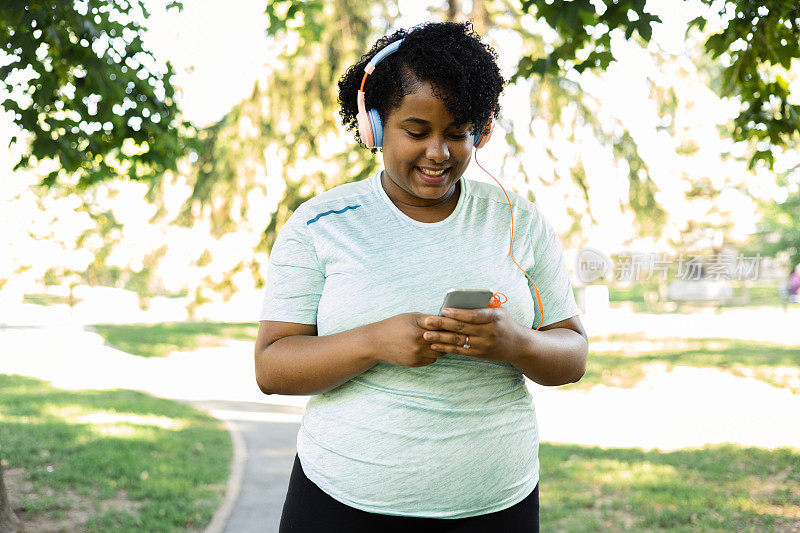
[260,171,579,518]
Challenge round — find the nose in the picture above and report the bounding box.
[425,136,449,164]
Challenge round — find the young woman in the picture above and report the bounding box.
[255,21,587,532]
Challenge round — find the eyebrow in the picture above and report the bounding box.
[400,117,464,128]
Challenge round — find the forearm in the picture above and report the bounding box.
[509,326,588,386]
[255,324,378,396]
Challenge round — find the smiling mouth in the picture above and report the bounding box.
[416,167,449,177]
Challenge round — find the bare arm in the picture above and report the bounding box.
[254,321,379,395]
[254,313,447,396]
[508,316,588,386]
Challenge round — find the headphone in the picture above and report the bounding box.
[356,38,494,150]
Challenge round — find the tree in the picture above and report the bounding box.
[0,1,193,188]
[747,167,800,266]
[515,0,800,170]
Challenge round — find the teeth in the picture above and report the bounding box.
[418,167,446,176]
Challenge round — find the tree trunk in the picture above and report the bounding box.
[471,0,489,34]
[0,459,21,533]
[447,0,463,22]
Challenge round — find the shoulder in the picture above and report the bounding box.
[463,176,544,227]
[463,176,564,256]
[294,175,376,226]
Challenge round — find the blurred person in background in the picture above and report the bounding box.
[790,264,800,303]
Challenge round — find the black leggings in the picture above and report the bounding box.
[279,454,539,533]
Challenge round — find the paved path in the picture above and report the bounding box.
[190,400,300,533]
[2,305,800,532]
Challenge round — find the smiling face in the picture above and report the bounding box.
[380,81,475,209]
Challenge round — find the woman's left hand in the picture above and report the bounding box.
[420,306,526,363]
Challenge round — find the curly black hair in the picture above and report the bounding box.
[338,21,505,149]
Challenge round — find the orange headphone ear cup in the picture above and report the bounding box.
[474,121,494,149]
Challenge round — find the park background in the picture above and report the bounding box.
[1,0,799,531]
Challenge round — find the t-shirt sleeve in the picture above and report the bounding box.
[526,208,580,328]
[259,207,324,324]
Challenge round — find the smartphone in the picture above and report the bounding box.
[438,288,494,316]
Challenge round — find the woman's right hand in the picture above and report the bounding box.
[368,312,444,367]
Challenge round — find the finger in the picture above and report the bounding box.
[431,315,489,334]
[420,315,444,330]
[441,307,497,324]
[422,330,470,347]
[430,342,476,355]
[439,307,475,323]
[422,315,472,333]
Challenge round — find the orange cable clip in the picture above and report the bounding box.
[488,292,507,308]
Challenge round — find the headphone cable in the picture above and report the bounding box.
[474,149,545,330]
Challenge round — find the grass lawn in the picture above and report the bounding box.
[576,336,800,393]
[539,443,800,531]
[607,281,786,308]
[0,374,231,532]
[92,321,258,357]
[23,293,80,306]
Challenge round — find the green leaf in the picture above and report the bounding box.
[0,0,190,187]
[625,24,635,40]
[704,33,727,58]
[638,19,653,41]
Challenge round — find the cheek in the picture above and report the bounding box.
[453,144,473,164]
[385,142,420,167]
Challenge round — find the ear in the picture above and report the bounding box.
[474,120,494,149]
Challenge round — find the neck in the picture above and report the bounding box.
[381,172,459,209]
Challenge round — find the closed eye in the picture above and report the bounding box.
[405,130,468,140]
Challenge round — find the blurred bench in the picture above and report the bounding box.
[667,280,734,309]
